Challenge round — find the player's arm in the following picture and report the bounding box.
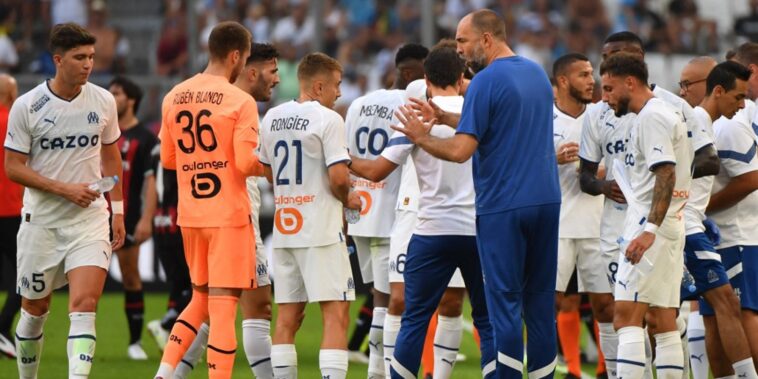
[390,105,477,163]
[134,173,157,243]
[707,170,758,213]
[328,162,361,209]
[234,101,265,176]
[626,163,675,264]
[101,141,126,249]
[4,149,100,207]
[692,144,719,179]
[159,126,177,170]
[349,155,398,182]
[579,158,626,203]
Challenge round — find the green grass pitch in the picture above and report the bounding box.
[0,292,599,378]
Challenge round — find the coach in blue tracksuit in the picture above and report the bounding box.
[392,9,561,378]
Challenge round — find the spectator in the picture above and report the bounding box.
[41,0,87,28]
[667,0,718,53]
[734,0,758,43]
[156,4,188,76]
[616,0,669,52]
[0,5,18,72]
[87,0,129,75]
[271,0,314,56]
[243,2,272,42]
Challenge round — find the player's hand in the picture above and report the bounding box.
[602,180,626,204]
[346,191,362,210]
[111,214,126,250]
[61,183,101,208]
[391,105,434,144]
[556,142,580,164]
[625,231,655,264]
[133,216,152,244]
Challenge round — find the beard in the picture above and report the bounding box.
[568,85,592,104]
[251,77,272,102]
[466,46,488,74]
[613,95,631,117]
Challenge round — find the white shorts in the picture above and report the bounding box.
[17,215,111,300]
[273,242,356,303]
[354,236,390,294]
[253,215,270,287]
[556,238,611,293]
[614,217,684,308]
[388,210,464,288]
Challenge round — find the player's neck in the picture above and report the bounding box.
[119,114,139,131]
[629,90,654,114]
[555,94,586,118]
[203,62,233,83]
[699,98,719,122]
[428,85,458,98]
[487,43,516,65]
[48,76,82,101]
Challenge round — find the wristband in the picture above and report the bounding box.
[111,201,124,215]
[643,222,658,234]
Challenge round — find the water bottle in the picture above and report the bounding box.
[682,266,697,294]
[344,208,361,224]
[89,175,119,193]
[617,236,654,275]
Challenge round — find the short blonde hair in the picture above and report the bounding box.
[297,53,342,82]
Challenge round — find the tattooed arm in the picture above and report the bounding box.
[624,163,675,264]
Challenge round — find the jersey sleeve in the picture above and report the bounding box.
[640,112,677,171]
[233,98,264,176]
[579,105,603,163]
[141,131,159,177]
[159,98,177,170]
[258,113,272,166]
[4,100,31,154]
[381,130,413,165]
[686,107,712,152]
[456,77,489,140]
[102,94,121,145]
[715,120,758,177]
[343,98,360,154]
[322,111,350,167]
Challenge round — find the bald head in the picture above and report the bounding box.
[467,10,506,41]
[0,74,17,108]
[679,56,717,107]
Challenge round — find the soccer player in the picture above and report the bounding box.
[155,21,262,379]
[3,23,125,378]
[688,61,758,379]
[601,53,692,379]
[0,73,19,358]
[707,42,758,371]
[109,75,158,360]
[344,42,427,379]
[551,53,607,379]
[395,10,561,377]
[259,52,361,379]
[678,57,717,108]
[350,45,494,379]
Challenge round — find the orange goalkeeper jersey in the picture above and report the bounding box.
[160,73,263,228]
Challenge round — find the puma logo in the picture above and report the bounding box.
[653,146,663,154]
[618,280,628,290]
[368,340,380,351]
[690,353,704,363]
[43,118,56,126]
[441,358,454,366]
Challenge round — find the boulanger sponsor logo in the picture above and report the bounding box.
[356,190,372,216]
[275,208,303,235]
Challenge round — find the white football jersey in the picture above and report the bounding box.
[4,81,120,227]
[684,106,716,235]
[553,105,602,239]
[579,101,634,245]
[708,100,758,248]
[344,89,404,237]
[624,98,692,234]
[381,95,475,236]
[393,79,428,213]
[653,85,711,153]
[259,100,350,248]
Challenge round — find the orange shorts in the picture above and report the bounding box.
[180,223,256,289]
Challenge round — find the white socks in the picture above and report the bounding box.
[368,307,386,378]
[383,313,401,377]
[271,344,297,379]
[654,331,684,379]
[243,319,273,378]
[173,322,209,379]
[643,329,654,379]
[68,312,97,379]
[617,326,646,379]
[433,315,463,379]
[677,313,690,379]
[733,358,758,379]
[16,309,48,379]
[687,311,708,379]
[598,322,618,379]
[320,349,348,379]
